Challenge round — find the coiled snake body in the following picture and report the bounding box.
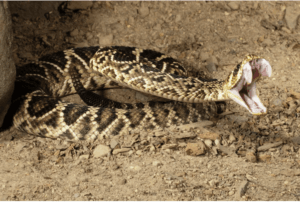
[4,46,272,141]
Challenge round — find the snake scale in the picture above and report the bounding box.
[3,46,272,141]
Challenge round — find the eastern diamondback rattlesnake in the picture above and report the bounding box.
[2,46,272,141]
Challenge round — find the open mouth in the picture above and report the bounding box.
[228,58,272,115]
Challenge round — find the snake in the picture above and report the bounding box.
[2,46,272,141]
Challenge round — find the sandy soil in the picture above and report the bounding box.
[1,1,300,200]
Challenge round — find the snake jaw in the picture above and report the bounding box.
[228,58,272,115]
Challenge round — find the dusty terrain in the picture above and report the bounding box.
[1,1,300,200]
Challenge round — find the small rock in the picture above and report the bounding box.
[207,56,219,65]
[99,34,113,46]
[110,139,119,149]
[174,133,197,139]
[291,136,300,145]
[138,4,149,18]
[203,189,213,196]
[227,115,248,123]
[161,144,178,150]
[154,130,168,137]
[175,14,182,23]
[93,144,111,158]
[153,160,162,167]
[129,165,142,171]
[245,151,257,163]
[206,62,217,73]
[73,193,80,198]
[257,141,283,151]
[284,6,300,30]
[272,98,282,106]
[204,139,213,148]
[86,32,93,40]
[128,16,135,25]
[198,130,220,140]
[228,134,236,143]
[257,36,264,43]
[227,2,239,10]
[200,51,210,61]
[214,139,221,146]
[185,141,206,156]
[70,29,79,37]
[208,179,218,187]
[228,190,235,196]
[282,27,291,34]
[136,150,143,155]
[236,180,248,198]
[218,145,237,157]
[258,154,271,162]
[79,154,89,160]
[119,179,127,185]
[68,1,93,10]
[113,148,131,155]
[262,38,274,47]
[175,121,213,131]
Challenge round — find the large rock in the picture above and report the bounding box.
[9,1,61,19]
[0,2,16,127]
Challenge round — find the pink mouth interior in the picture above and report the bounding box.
[228,59,272,115]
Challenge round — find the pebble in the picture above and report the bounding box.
[258,154,271,162]
[282,27,291,34]
[185,141,206,156]
[175,14,182,23]
[257,141,283,151]
[110,139,119,149]
[236,180,248,198]
[198,130,220,140]
[204,139,213,148]
[214,139,221,146]
[128,16,135,25]
[284,6,300,30]
[227,115,248,123]
[272,98,282,106]
[86,32,93,40]
[228,134,236,143]
[245,151,257,163]
[68,1,93,10]
[262,38,274,47]
[79,154,89,160]
[161,144,177,150]
[208,179,218,187]
[228,190,235,196]
[203,189,213,196]
[227,2,239,10]
[113,148,131,155]
[257,36,264,43]
[129,165,142,171]
[206,62,217,73]
[207,56,219,66]
[199,51,210,61]
[291,136,300,145]
[73,193,80,198]
[99,34,113,46]
[119,179,127,185]
[152,160,162,167]
[218,145,237,157]
[70,29,79,37]
[138,4,150,18]
[136,150,143,155]
[93,144,111,158]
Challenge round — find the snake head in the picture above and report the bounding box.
[225,55,272,115]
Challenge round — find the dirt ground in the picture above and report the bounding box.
[1,1,300,201]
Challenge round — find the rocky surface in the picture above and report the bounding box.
[0,2,16,127]
[0,1,300,200]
